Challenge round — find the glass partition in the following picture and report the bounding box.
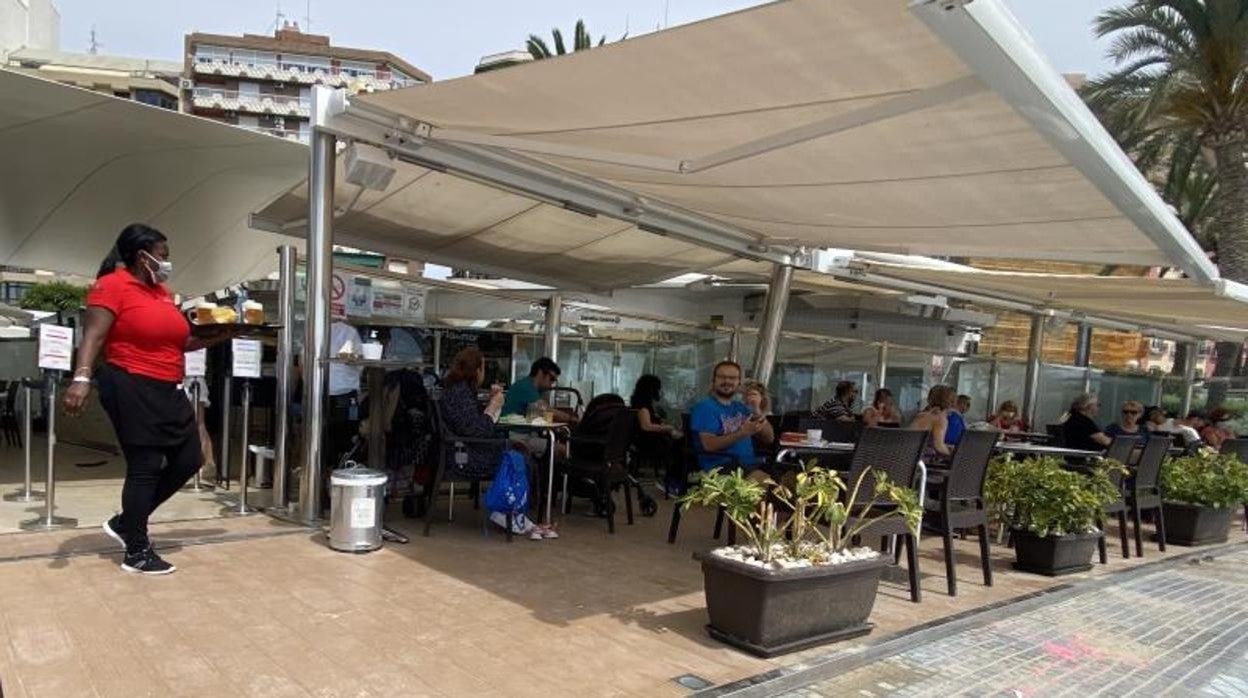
[1098,372,1163,413]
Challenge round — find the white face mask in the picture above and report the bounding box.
[140,250,173,283]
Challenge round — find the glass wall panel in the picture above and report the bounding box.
[1099,372,1162,413]
[618,342,650,401]
[584,340,617,397]
[1036,365,1095,428]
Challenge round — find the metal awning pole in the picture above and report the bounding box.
[751,263,794,386]
[875,342,889,396]
[543,294,563,362]
[272,245,297,513]
[1181,341,1198,417]
[299,88,338,525]
[1074,323,1092,367]
[728,327,741,363]
[1022,314,1045,428]
[986,359,1000,422]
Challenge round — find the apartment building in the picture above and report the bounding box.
[0,0,59,60]
[4,48,182,108]
[183,24,429,143]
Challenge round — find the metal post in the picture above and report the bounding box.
[986,360,1000,421]
[1021,314,1046,429]
[751,263,794,387]
[1082,368,1093,395]
[1181,341,1198,417]
[728,327,741,363]
[543,294,563,361]
[271,244,297,512]
[181,380,212,493]
[5,383,44,502]
[234,379,256,515]
[21,374,76,530]
[219,375,232,488]
[876,342,890,394]
[299,107,337,525]
[1074,323,1092,367]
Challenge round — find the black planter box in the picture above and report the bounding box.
[1012,530,1100,576]
[696,550,885,658]
[1162,503,1231,546]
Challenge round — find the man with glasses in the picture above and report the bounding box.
[690,361,774,473]
[1062,393,1113,451]
[813,380,858,422]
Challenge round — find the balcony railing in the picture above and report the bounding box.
[192,58,417,91]
[245,125,309,143]
[191,88,311,117]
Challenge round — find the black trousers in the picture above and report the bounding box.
[118,435,202,553]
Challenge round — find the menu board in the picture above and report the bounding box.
[37,324,73,371]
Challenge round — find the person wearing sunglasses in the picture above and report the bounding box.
[1104,400,1147,440]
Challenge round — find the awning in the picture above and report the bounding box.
[825,261,1248,342]
[280,0,1215,286]
[0,70,308,296]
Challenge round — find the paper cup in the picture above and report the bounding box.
[361,342,384,361]
[806,429,823,444]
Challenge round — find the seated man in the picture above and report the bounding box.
[690,361,774,476]
[1062,393,1113,452]
[502,357,574,422]
[813,380,857,422]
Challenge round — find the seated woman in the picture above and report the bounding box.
[988,400,1028,435]
[862,388,902,427]
[439,348,551,537]
[1144,407,1170,433]
[1200,407,1236,450]
[742,380,776,456]
[909,385,955,460]
[1104,400,1147,440]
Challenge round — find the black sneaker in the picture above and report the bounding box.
[121,547,176,576]
[102,514,126,551]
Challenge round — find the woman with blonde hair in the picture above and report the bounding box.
[908,384,955,459]
[742,381,771,417]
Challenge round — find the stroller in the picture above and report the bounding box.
[560,394,658,518]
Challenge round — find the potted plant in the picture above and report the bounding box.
[1160,453,1248,546]
[679,464,920,657]
[985,456,1124,576]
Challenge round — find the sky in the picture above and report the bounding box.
[50,0,1126,81]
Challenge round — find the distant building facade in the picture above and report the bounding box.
[0,0,59,60]
[183,24,430,143]
[4,48,182,109]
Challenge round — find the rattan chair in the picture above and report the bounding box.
[923,430,998,596]
[1125,436,1170,557]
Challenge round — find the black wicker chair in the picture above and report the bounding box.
[424,397,517,541]
[1125,436,1170,557]
[923,430,998,596]
[561,406,637,533]
[1097,436,1137,563]
[1218,439,1248,531]
[844,427,929,603]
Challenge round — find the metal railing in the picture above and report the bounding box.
[191,88,310,115]
[192,59,417,91]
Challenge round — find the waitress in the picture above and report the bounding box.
[64,223,238,575]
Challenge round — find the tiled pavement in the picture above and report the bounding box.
[750,546,1248,697]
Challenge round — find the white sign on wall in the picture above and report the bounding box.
[346,276,373,317]
[37,324,73,371]
[231,338,262,379]
[184,349,207,377]
[404,285,427,323]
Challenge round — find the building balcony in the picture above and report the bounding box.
[193,59,350,87]
[191,88,311,118]
[245,125,309,143]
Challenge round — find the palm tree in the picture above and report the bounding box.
[527,19,606,60]
[1083,1,1248,394]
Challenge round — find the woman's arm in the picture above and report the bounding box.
[637,407,673,434]
[932,414,951,456]
[862,406,880,427]
[63,307,115,415]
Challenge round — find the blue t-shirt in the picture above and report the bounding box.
[945,410,966,446]
[501,376,541,417]
[690,396,757,471]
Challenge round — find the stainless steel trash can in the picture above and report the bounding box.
[328,467,388,553]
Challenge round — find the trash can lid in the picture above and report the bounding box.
[330,468,388,487]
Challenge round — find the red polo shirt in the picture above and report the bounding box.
[87,269,189,382]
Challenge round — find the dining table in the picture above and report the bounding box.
[993,441,1103,460]
[497,416,571,525]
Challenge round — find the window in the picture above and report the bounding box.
[134,90,177,110]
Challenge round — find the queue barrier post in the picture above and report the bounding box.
[20,372,77,531]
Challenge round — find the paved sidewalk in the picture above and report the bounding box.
[738,545,1248,697]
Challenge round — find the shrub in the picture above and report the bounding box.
[1161,453,1248,509]
[985,456,1125,537]
[18,282,87,313]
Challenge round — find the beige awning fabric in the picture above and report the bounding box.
[0,70,308,296]
[257,164,740,290]
[837,262,1248,341]
[343,0,1214,281]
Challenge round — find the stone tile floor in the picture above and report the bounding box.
[751,546,1248,698]
[0,477,1243,697]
